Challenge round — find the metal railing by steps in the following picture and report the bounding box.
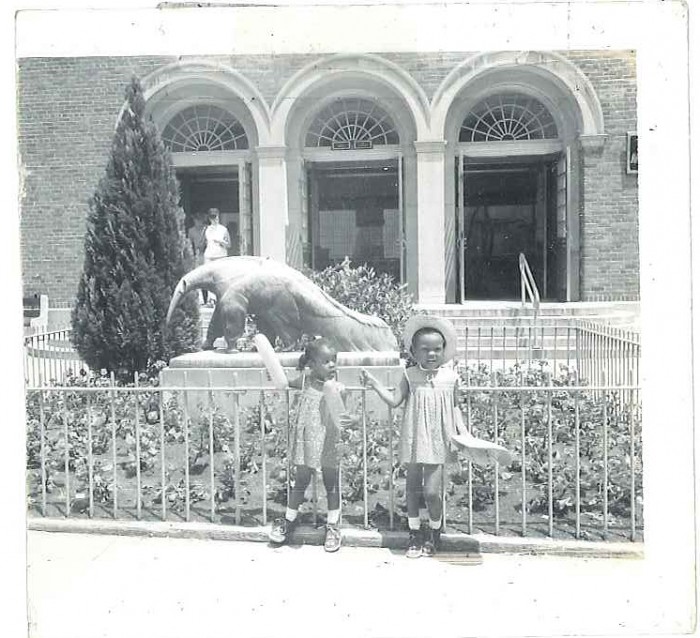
[519,252,540,325]
[459,320,640,385]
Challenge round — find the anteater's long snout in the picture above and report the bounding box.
[166,278,187,325]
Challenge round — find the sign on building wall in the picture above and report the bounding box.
[627,132,638,174]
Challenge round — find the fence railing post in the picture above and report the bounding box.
[24,343,642,544]
[110,372,118,518]
[520,368,526,537]
[208,372,216,524]
[259,372,267,526]
[546,370,553,537]
[182,371,191,523]
[159,383,166,522]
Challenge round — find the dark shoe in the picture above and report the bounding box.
[422,528,441,557]
[324,524,342,552]
[269,517,295,544]
[406,529,423,559]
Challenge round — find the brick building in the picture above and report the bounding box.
[17,50,638,306]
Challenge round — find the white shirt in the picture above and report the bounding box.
[203,223,231,259]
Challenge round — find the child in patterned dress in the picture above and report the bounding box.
[269,338,356,552]
[362,315,464,558]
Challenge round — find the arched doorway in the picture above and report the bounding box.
[142,66,265,258]
[302,97,404,281]
[437,52,604,303]
[277,55,424,293]
[455,92,565,301]
[160,103,254,256]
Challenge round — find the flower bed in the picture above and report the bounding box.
[25,362,642,541]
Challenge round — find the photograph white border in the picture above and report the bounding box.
[3,1,696,636]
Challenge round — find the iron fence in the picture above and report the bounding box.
[24,329,89,387]
[25,369,642,542]
[463,319,640,385]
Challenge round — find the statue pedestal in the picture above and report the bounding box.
[160,349,404,416]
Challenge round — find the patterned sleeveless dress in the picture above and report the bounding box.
[290,376,342,470]
[399,364,459,465]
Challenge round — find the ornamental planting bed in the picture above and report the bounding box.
[25,362,642,542]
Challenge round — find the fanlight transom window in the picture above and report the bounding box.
[162,105,249,152]
[460,94,558,142]
[305,98,399,150]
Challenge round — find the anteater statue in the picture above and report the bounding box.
[166,256,398,352]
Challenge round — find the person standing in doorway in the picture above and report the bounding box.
[187,211,208,304]
[203,207,231,305]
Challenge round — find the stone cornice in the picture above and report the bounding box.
[255,145,288,160]
[579,134,608,155]
[414,140,447,154]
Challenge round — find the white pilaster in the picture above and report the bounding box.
[255,146,288,262]
[414,140,447,304]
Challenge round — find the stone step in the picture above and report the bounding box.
[418,301,640,317]
[197,304,641,340]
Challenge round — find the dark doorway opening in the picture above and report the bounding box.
[307,160,402,281]
[458,159,562,301]
[177,168,241,256]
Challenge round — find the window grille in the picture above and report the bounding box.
[162,104,249,152]
[305,98,399,150]
[460,94,558,142]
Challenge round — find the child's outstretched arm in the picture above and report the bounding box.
[287,374,304,390]
[360,369,408,408]
[253,334,289,389]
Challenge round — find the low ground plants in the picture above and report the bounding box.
[25,361,642,539]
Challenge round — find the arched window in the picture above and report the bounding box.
[459,94,558,142]
[162,104,249,152]
[305,98,399,150]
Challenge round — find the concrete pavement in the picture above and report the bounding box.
[25,530,690,638]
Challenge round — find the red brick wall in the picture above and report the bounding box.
[17,51,638,304]
[566,52,639,301]
[17,56,171,302]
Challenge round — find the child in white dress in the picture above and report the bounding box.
[363,315,510,558]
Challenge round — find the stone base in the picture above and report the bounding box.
[167,349,400,369]
[159,350,404,414]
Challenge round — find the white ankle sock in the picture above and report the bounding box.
[408,517,421,531]
[429,518,442,530]
[327,509,340,525]
[285,507,298,522]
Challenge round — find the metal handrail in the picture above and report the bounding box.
[519,252,540,322]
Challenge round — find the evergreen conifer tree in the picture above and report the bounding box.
[72,77,200,374]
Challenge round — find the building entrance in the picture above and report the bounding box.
[307,159,404,281]
[177,164,253,257]
[457,157,565,301]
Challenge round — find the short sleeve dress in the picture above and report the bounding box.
[290,376,343,470]
[398,364,459,465]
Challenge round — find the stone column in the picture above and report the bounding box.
[414,140,447,304]
[577,134,608,301]
[255,145,289,262]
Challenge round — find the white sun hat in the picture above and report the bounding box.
[403,314,458,362]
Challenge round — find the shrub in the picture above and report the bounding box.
[305,258,414,351]
[71,76,199,375]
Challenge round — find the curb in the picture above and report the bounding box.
[28,518,644,559]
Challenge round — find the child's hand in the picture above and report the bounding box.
[360,369,379,389]
[339,412,360,427]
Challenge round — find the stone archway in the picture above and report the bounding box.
[139,59,270,144]
[136,60,270,257]
[434,51,606,303]
[270,54,431,298]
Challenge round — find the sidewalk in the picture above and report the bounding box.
[26,530,684,638]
